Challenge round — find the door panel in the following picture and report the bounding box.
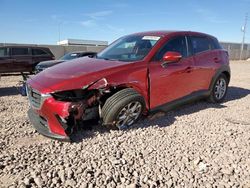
[11,47,32,72]
[32,55,51,65]
[149,57,195,109]
[11,56,33,72]
[0,57,13,73]
[192,51,219,90]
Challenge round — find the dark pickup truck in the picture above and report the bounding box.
[0,46,54,74]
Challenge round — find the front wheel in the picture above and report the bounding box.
[101,88,145,130]
[208,74,229,103]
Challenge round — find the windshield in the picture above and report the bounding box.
[97,35,161,61]
[60,53,80,60]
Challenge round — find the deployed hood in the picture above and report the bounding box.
[28,57,131,93]
[36,60,66,68]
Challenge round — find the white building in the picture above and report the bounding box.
[57,39,108,46]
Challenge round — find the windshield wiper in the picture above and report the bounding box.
[104,58,117,61]
[97,56,117,61]
[96,55,123,61]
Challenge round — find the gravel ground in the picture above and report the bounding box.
[0,61,250,188]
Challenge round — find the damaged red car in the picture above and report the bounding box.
[27,31,230,141]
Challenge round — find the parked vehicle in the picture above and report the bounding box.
[26,31,230,141]
[35,51,97,73]
[0,46,54,74]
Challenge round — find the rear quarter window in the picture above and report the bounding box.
[210,38,223,49]
[12,48,29,56]
[32,48,49,56]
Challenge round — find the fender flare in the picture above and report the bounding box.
[209,65,231,92]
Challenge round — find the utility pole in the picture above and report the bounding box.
[58,22,62,43]
[240,13,248,60]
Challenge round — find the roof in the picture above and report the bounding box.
[130,30,215,38]
[0,45,50,49]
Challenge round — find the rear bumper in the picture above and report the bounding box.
[28,108,70,142]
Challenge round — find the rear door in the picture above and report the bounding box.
[189,36,220,90]
[0,47,12,73]
[11,47,32,72]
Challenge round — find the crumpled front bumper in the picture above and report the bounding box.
[26,79,100,141]
[28,108,71,142]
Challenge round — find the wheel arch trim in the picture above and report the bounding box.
[209,65,231,92]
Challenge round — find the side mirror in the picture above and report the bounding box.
[162,51,182,63]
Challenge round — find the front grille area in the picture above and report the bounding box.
[39,115,48,128]
[27,85,42,109]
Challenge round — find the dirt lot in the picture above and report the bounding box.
[0,61,250,188]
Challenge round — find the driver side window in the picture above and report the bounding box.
[154,36,187,61]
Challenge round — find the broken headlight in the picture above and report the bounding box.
[51,89,87,102]
[51,89,97,102]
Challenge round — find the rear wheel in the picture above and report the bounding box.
[208,74,228,103]
[101,88,145,130]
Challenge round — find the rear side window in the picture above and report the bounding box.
[155,36,188,61]
[210,38,222,49]
[12,48,29,56]
[32,48,49,56]
[191,36,212,54]
[0,48,8,57]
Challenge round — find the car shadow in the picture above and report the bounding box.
[70,86,250,143]
[0,86,21,97]
[70,119,108,143]
[224,86,250,102]
[0,72,31,77]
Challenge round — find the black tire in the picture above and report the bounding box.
[208,73,229,103]
[101,88,145,130]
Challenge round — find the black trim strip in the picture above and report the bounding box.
[150,90,210,113]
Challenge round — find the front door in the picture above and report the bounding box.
[149,36,196,109]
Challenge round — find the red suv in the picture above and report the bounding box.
[27,31,230,141]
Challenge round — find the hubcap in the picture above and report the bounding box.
[116,101,142,129]
[214,78,227,100]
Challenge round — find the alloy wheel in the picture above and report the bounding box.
[116,101,142,129]
[214,78,227,100]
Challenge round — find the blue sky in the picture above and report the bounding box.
[0,0,249,44]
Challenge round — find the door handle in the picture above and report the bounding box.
[161,61,168,68]
[213,57,220,63]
